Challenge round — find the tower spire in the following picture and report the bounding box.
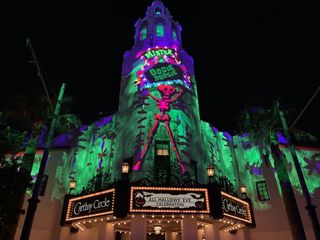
[133,0,182,48]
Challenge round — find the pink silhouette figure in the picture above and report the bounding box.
[133,84,186,173]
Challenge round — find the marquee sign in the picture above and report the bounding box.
[62,189,115,224]
[130,186,210,213]
[221,191,252,224]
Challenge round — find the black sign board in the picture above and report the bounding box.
[221,191,252,224]
[61,189,115,225]
[145,62,183,83]
[130,186,210,213]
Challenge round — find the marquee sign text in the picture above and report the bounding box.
[221,191,252,224]
[64,189,115,223]
[130,186,210,213]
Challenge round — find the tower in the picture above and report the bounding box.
[114,0,206,184]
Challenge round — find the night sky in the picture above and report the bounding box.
[1,1,320,137]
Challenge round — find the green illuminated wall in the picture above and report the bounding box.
[35,0,320,206]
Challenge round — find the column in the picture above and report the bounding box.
[204,223,220,240]
[198,228,204,240]
[166,231,173,240]
[181,216,197,240]
[98,223,114,240]
[130,215,146,240]
[172,232,178,240]
[237,228,249,240]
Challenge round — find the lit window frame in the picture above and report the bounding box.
[256,180,270,201]
[155,141,170,157]
[156,24,164,37]
[140,28,147,41]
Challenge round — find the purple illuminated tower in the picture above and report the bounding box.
[113,0,206,183]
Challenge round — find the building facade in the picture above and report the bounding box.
[15,1,320,240]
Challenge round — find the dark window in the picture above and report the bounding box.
[154,141,170,184]
[256,180,270,201]
[190,160,198,183]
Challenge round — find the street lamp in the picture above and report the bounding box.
[69,179,77,194]
[240,185,247,198]
[207,165,214,183]
[122,162,129,180]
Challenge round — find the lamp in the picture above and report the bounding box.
[122,162,129,174]
[207,165,214,183]
[122,162,129,180]
[69,179,77,194]
[154,225,161,234]
[240,185,247,198]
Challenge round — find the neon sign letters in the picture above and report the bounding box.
[221,192,252,224]
[130,186,210,213]
[63,189,115,223]
[135,46,191,91]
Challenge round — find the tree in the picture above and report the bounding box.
[0,94,81,239]
[0,113,32,240]
[237,101,307,240]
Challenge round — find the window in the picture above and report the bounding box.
[172,31,177,40]
[156,141,169,156]
[156,24,164,37]
[190,160,198,183]
[256,180,270,201]
[155,8,162,15]
[140,28,147,41]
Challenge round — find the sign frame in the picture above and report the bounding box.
[61,188,115,225]
[129,186,210,214]
[221,191,252,224]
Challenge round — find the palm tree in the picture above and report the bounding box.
[237,101,306,240]
[0,95,81,239]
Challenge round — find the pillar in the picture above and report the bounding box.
[237,228,249,240]
[204,223,220,240]
[198,228,204,240]
[172,232,178,240]
[98,223,114,240]
[166,231,173,240]
[181,216,197,240]
[130,215,146,240]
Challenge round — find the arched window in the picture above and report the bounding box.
[156,24,164,37]
[172,31,177,40]
[155,8,162,15]
[140,28,147,41]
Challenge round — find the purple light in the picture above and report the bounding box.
[95,115,113,128]
[277,131,288,144]
[223,132,232,143]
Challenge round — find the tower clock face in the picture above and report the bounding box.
[135,46,192,91]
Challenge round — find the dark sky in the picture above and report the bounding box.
[1,1,320,137]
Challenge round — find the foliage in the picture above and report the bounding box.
[0,157,33,239]
[0,113,30,239]
[0,112,26,164]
